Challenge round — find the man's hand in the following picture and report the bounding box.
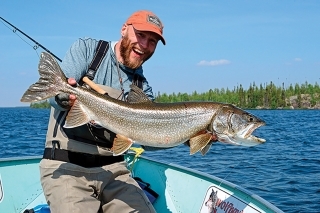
[55,78,77,109]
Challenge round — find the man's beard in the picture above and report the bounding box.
[119,35,153,69]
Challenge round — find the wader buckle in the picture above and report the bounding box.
[51,140,60,160]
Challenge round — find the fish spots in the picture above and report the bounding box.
[165,136,170,144]
[158,136,171,145]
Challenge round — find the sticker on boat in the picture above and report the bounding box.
[199,185,262,213]
[0,174,3,203]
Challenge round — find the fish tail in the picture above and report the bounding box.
[20,52,69,103]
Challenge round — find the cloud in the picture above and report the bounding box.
[197,59,231,66]
[294,58,302,62]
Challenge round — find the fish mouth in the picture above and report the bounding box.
[217,123,266,147]
[235,123,266,146]
[240,123,265,139]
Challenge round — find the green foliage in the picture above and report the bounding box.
[30,100,51,109]
[155,81,320,109]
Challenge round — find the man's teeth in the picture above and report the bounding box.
[134,48,144,54]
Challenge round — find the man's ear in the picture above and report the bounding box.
[121,24,129,37]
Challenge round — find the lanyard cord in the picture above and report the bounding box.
[115,59,125,101]
[114,44,125,101]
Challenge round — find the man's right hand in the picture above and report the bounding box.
[55,78,77,109]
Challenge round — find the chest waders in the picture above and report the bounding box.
[43,40,145,167]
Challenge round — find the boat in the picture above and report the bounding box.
[0,151,283,213]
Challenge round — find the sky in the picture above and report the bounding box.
[1,0,319,107]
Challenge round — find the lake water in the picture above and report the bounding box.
[0,107,319,213]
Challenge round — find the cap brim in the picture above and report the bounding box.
[132,23,166,45]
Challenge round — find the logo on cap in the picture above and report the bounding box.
[147,15,163,30]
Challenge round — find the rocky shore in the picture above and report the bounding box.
[257,94,320,109]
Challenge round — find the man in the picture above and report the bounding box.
[40,10,165,213]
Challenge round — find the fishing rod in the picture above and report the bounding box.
[1,16,109,98]
[0,16,62,62]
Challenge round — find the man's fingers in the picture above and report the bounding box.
[69,94,76,106]
[67,78,77,106]
[67,78,77,86]
[69,94,76,100]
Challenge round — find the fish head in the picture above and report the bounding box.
[211,104,266,147]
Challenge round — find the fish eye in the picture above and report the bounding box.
[247,115,254,122]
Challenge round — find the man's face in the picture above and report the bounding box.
[120,25,159,69]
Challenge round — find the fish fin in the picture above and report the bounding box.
[200,141,214,156]
[21,52,68,102]
[141,145,173,151]
[64,100,91,128]
[183,141,190,147]
[112,134,133,156]
[127,84,152,104]
[189,133,212,155]
[200,132,219,155]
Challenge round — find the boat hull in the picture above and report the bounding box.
[0,154,283,213]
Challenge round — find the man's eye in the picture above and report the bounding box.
[137,33,143,37]
[150,40,156,45]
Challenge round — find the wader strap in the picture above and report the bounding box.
[133,73,145,89]
[79,40,109,85]
[53,111,67,137]
[43,148,124,168]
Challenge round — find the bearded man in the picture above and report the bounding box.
[40,10,165,213]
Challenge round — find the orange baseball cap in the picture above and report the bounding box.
[126,10,166,45]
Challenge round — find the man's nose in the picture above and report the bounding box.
[139,38,148,49]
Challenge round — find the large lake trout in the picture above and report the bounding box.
[21,52,266,156]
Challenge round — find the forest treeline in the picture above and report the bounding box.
[31,81,320,109]
[154,81,320,109]
[30,100,51,109]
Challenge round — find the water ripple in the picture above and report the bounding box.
[0,108,319,212]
